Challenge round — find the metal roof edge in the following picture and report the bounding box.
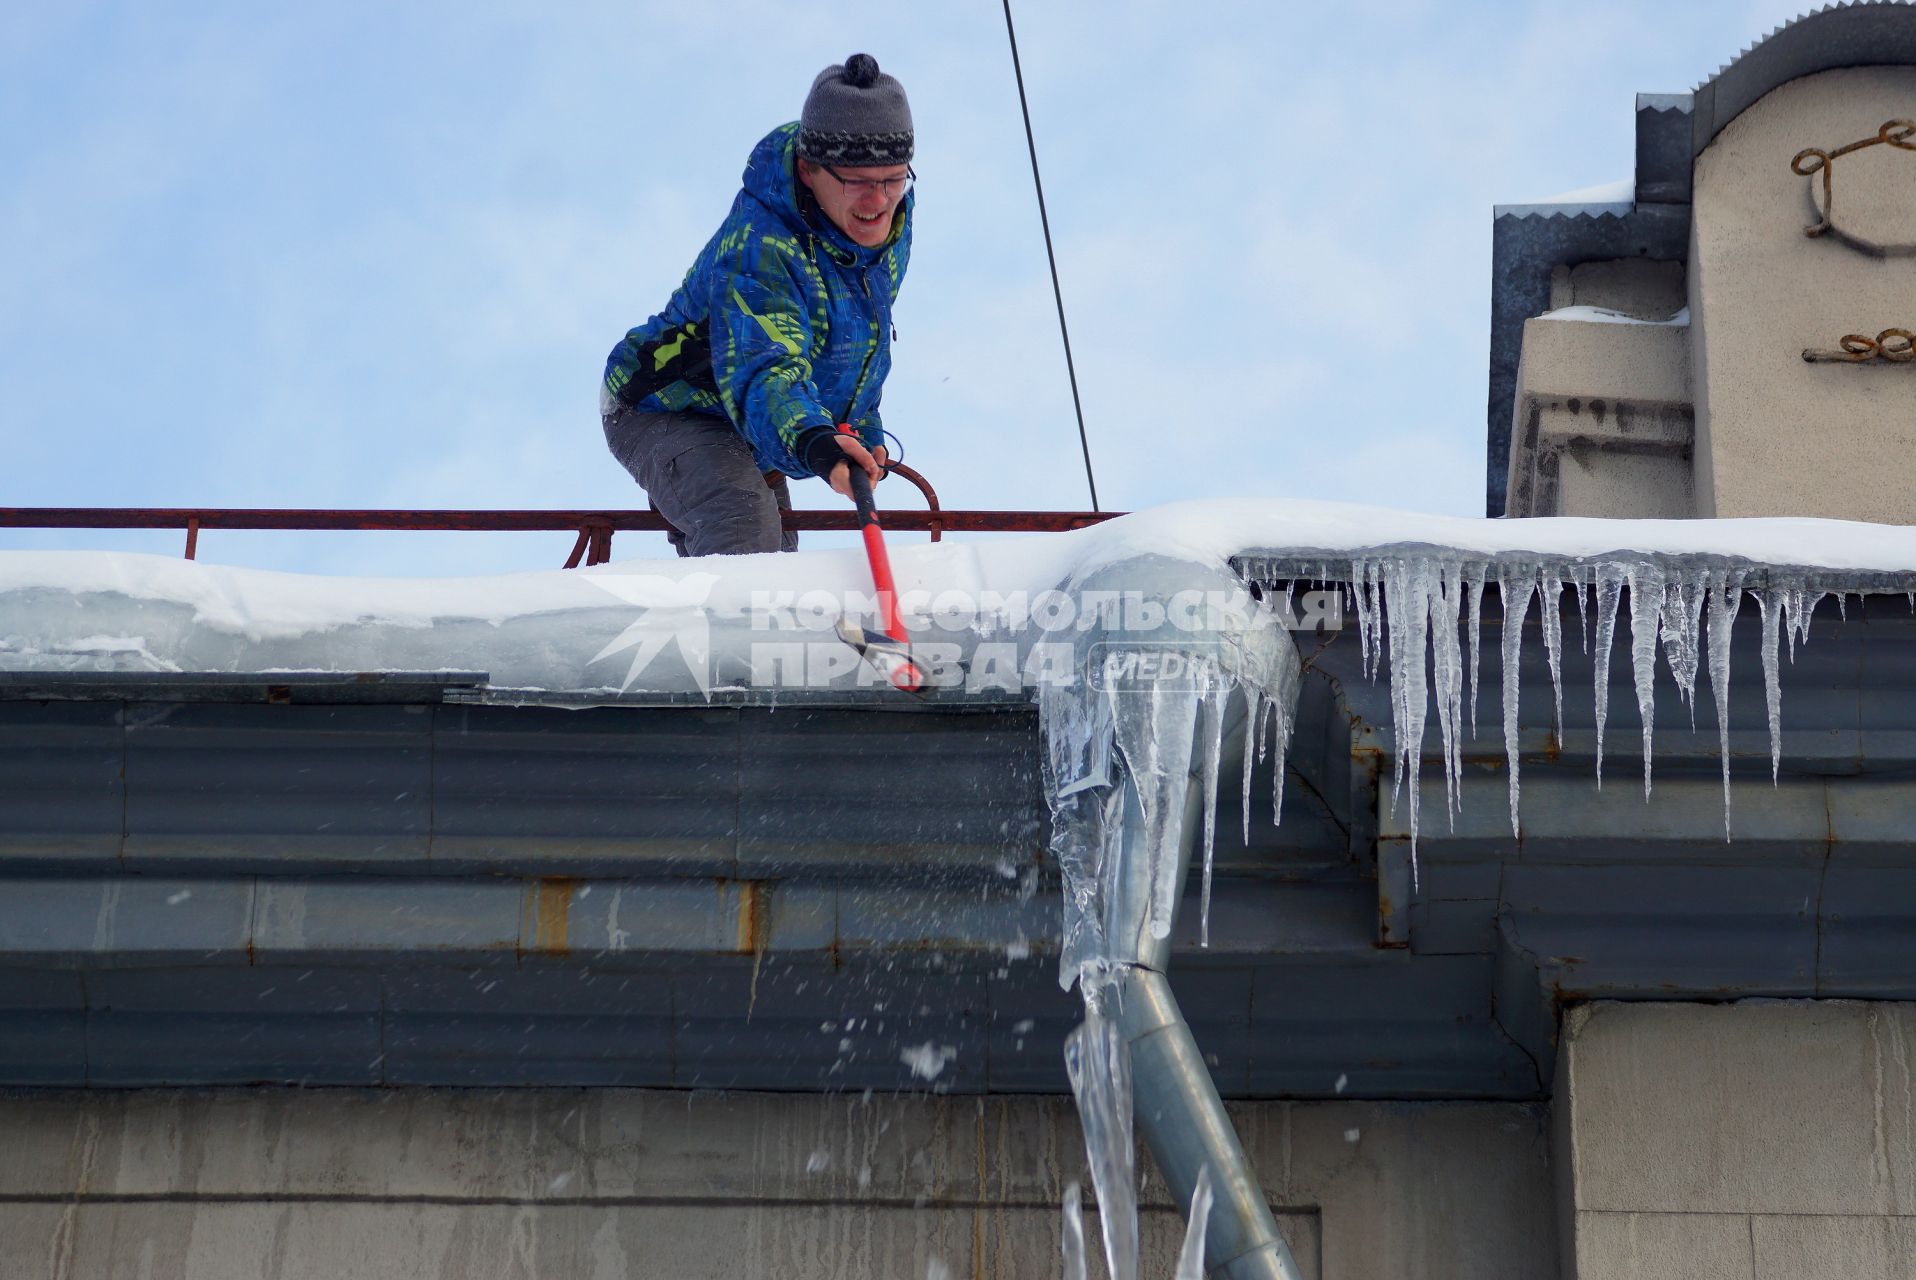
[456,684,1037,711]
[1492,202,1636,221]
[0,670,489,705]
[1692,2,1916,151]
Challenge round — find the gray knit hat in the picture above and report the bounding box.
[798,53,913,167]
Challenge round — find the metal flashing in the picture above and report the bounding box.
[453,683,1038,711]
[1634,92,1695,113]
[1692,2,1916,153]
[1635,96,1696,204]
[1489,203,1635,220]
[0,670,488,704]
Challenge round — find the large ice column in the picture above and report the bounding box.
[1038,554,1306,1280]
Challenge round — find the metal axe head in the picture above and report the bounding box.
[835,615,926,694]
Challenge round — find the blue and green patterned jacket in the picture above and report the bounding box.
[603,123,911,478]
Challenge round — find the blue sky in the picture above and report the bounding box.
[0,0,1813,574]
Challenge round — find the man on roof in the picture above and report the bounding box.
[601,53,913,556]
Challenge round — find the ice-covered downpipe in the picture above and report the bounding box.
[1105,775,1297,1280]
[1040,555,1304,1280]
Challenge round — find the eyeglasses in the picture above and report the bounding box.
[821,165,915,198]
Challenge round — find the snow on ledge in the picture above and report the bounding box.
[5,499,1916,693]
[1538,305,1689,327]
[1528,177,1635,206]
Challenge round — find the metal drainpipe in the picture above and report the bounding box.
[1103,730,1305,1280]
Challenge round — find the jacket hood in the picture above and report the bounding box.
[741,123,908,266]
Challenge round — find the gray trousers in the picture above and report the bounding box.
[602,406,798,557]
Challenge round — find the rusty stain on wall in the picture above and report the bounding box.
[527,878,574,955]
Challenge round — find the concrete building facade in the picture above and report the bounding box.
[1494,6,1916,522]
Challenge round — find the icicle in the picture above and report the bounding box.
[1448,566,1468,809]
[1537,569,1565,738]
[1269,688,1293,838]
[1465,570,1486,742]
[1574,566,1591,655]
[1660,573,1706,722]
[1705,571,1745,839]
[1195,682,1224,948]
[1427,562,1466,830]
[1757,588,1784,784]
[1782,585,1801,663]
[1064,996,1138,1280]
[1591,565,1625,789]
[1497,567,1534,837]
[1624,564,1665,800]
[1787,587,1821,657]
[1346,565,1369,678]
[1382,560,1434,861]
[1172,1166,1215,1280]
[1239,688,1265,847]
[1368,562,1386,681]
[1061,1182,1089,1280]
[1350,561,1380,681]
[1773,583,1820,664]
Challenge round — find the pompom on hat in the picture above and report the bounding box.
[798,53,913,167]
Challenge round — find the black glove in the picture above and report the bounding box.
[798,427,848,479]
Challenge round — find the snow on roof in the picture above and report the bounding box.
[6,500,1916,695]
[1527,177,1635,206]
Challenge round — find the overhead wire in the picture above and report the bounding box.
[1001,0,1101,512]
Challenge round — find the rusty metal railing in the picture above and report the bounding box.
[1,463,1119,567]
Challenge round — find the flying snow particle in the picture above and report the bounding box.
[899,1041,958,1081]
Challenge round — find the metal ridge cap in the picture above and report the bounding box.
[1492,201,1635,220]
